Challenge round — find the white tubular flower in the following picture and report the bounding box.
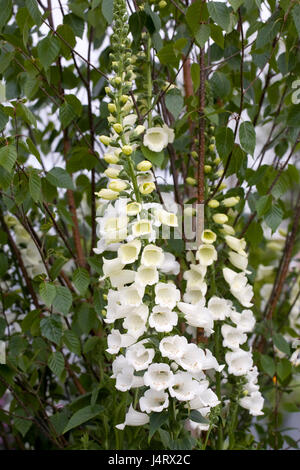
[225,349,253,376]
[105,291,128,324]
[230,309,256,333]
[196,245,218,266]
[189,383,220,409]
[256,264,274,281]
[159,335,188,360]
[221,325,247,350]
[187,408,210,434]
[202,349,224,372]
[149,305,178,333]
[115,369,136,392]
[137,171,154,186]
[123,305,149,338]
[183,264,207,290]
[177,302,214,336]
[116,404,150,430]
[239,392,264,416]
[155,282,181,309]
[123,114,137,128]
[119,283,145,306]
[132,219,154,239]
[96,188,119,200]
[232,284,254,308]
[136,265,159,286]
[141,244,164,267]
[225,235,247,255]
[143,125,173,153]
[183,286,207,304]
[169,372,200,401]
[126,202,142,216]
[220,224,236,235]
[106,329,136,354]
[159,252,180,275]
[118,239,141,264]
[144,363,173,391]
[201,229,217,244]
[223,268,254,308]
[178,344,205,373]
[228,251,250,272]
[126,341,155,371]
[102,216,128,243]
[156,209,178,227]
[102,257,125,277]
[109,269,136,288]
[139,389,169,413]
[112,355,133,378]
[207,296,232,321]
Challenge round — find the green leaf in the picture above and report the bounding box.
[273,333,290,356]
[189,410,209,424]
[39,282,57,308]
[0,0,12,32]
[48,351,65,377]
[255,194,272,217]
[56,24,76,59]
[40,315,63,345]
[141,145,165,168]
[277,358,292,383]
[292,4,300,37]
[64,14,84,38]
[260,354,275,377]
[229,0,244,11]
[191,63,200,92]
[239,122,256,156]
[0,106,8,131]
[46,167,74,190]
[37,36,60,70]
[186,0,209,36]
[215,127,234,159]
[14,409,32,437]
[16,103,37,128]
[195,24,211,48]
[29,169,42,202]
[149,412,168,441]
[26,137,41,164]
[53,286,73,315]
[264,205,283,233]
[25,0,42,26]
[157,44,179,68]
[207,2,231,32]
[0,145,17,173]
[165,89,184,120]
[63,330,81,356]
[63,405,103,434]
[73,268,90,295]
[59,99,80,129]
[102,0,114,23]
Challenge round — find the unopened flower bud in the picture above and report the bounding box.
[99,135,111,146]
[204,165,212,173]
[137,160,152,171]
[104,153,119,164]
[191,151,198,159]
[213,213,228,224]
[135,125,146,135]
[113,123,123,134]
[122,145,133,156]
[104,167,120,179]
[208,199,220,208]
[109,179,128,192]
[159,0,167,8]
[120,95,129,104]
[108,103,117,113]
[186,177,196,186]
[209,144,215,152]
[214,156,221,165]
[222,196,240,207]
[139,182,156,195]
[95,189,118,200]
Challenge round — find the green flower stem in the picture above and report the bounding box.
[228,400,239,449]
[214,323,223,450]
[146,35,153,128]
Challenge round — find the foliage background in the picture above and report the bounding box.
[0,0,300,450]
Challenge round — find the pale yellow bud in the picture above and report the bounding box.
[209,144,215,152]
[214,157,221,165]
[104,153,119,164]
[99,135,111,146]
[137,160,152,171]
[135,125,146,135]
[120,95,129,104]
[208,199,220,209]
[122,145,133,156]
[204,165,212,174]
[213,213,228,224]
[113,123,123,134]
[109,180,128,192]
[186,177,196,186]
[222,196,240,207]
[159,0,167,8]
[139,182,156,195]
[104,167,120,179]
[108,103,117,113]
[95,189,118,200]
[126,202,142,216]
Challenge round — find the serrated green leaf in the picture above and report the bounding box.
[63,330,81,356]
[14,409,32,437]
[239,122,256,155]
[63,405,103,434]
[16,102,37,128]
[25,0,42,26]
[165,89,184,120]
[59,101,77,128]
[56,24,76,59]
[0,0,12,32]
[195,24,211,48]
[0,106,8,131]
[260,354,275,377]
[46,167,74,190]
[189,409,209,424]
[73,268,90,295]
[149,412,168,441]
[215,127,234,159]
[37,36,60,70]
[29,169,41,202]
[273,333,290,356]
[207,2,231,32]
[48,351,65,377]
[229,0,244,11]
[0,145,17,173]
[256,194,272,217]
[26,137,41,164]
[39,282,57,308]
[40,315,63,345]
[292,4,300,38]
[53,286,72,315]
[264,205,283,233]
[102,0,114,23]
[64,14,84,38]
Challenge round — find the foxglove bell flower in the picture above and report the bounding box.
[116,405,150,430]
[139,389,169,413]
[149,305,178,332]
